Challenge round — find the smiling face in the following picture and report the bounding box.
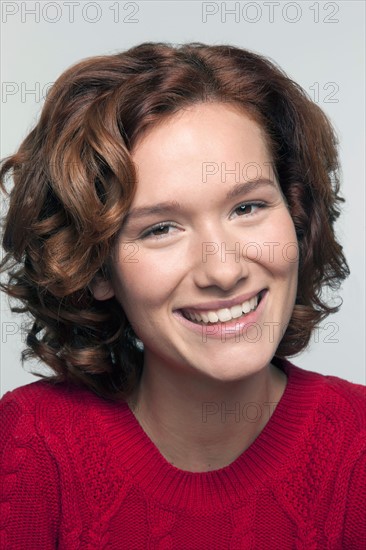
[92,102,299,383]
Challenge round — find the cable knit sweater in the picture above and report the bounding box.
[1,358,365,549]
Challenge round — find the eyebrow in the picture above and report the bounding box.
[122,178,277,225]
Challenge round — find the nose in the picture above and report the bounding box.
[192,238,250,291]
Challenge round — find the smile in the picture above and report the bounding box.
[179,290,265,325]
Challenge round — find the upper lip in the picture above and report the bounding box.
[176,289,266,313]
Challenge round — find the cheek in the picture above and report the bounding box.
[248,210,299,275]
[276,214,299,272]
[112,250,186,340]
[110,248,182,313]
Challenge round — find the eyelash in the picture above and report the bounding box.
[140,201,267,240]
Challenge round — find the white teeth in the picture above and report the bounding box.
[208,312,219,323]
[250,295,258,309]
[217,308,232,322]
[183,293,261,324]
[200,312,210,323]
[242,301,251,314]
[231,305,243,319]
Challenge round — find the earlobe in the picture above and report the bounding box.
[89,276,115,301]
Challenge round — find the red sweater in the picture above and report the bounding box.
[1,358,365,549]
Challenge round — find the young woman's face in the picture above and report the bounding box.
[94,102,299,382]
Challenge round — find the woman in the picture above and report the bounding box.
[0,41,365,549]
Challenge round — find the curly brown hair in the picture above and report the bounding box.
[0,41,350,402]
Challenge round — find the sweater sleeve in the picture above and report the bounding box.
[0,391,60,549]
[342,447,366,549]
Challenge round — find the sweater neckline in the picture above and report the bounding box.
[103,358,324,511]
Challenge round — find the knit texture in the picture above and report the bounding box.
[1,358,365,549]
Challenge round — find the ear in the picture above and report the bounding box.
[89,274,115,301]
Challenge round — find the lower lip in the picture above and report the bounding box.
[172,290,268,339]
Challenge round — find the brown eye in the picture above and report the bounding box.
[141,222,180,240]
[234,202,266,217]
[150,224,170,236]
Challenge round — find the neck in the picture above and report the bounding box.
[127,356,287,472]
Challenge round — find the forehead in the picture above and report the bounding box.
[120,103,282,229]
[130,102,272,182]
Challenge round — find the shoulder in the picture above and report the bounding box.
[1,378,108,414]
[315,369,366,460]
[317,370,365,434]
[1,379,87,415]
[280,358,366,469]
[314,373,366,548]
[321,368,366,403]
[282,358,366,433]
[277,360,366,546]
[0,379,116,448]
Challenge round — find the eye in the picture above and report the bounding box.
[140,222,180,240]
[233,201,266,217]
[140,202,267,240]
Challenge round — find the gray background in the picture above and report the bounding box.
[1,1,365,396]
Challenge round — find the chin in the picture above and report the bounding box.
[192,348,274,382]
